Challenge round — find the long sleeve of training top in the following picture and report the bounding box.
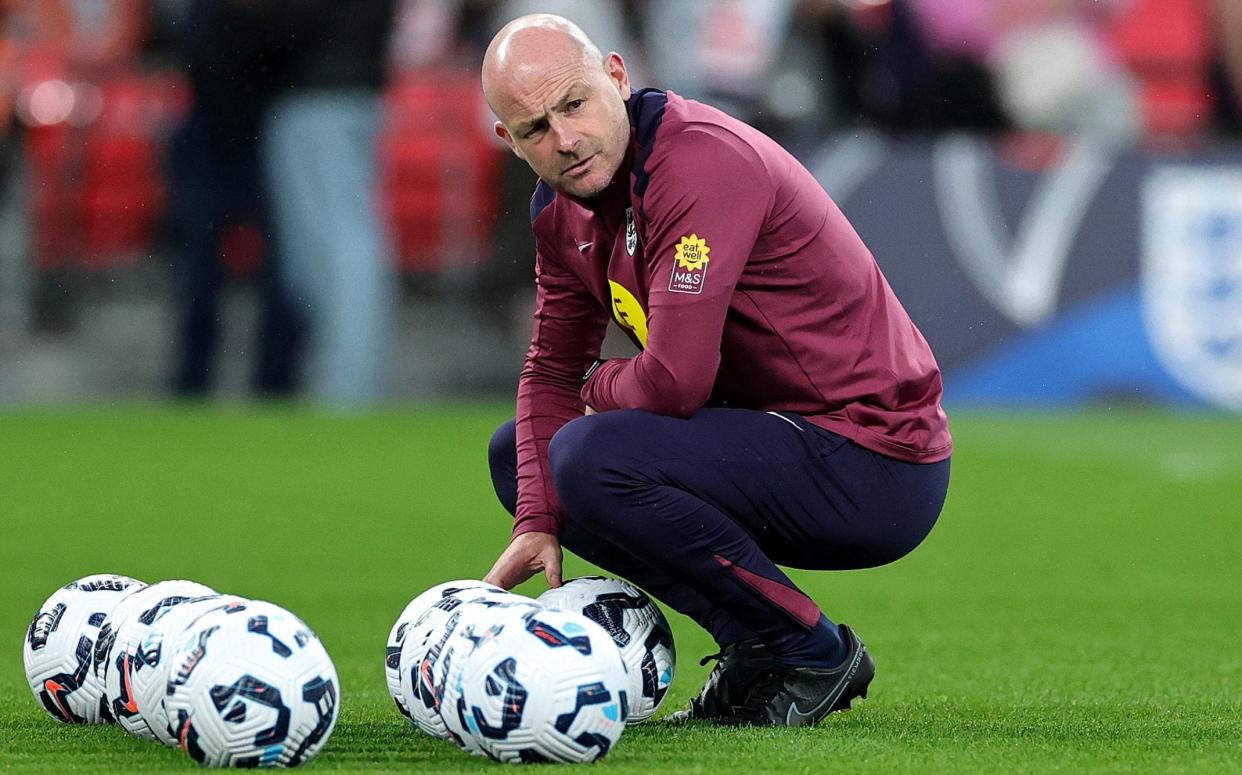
[512,245,609,538]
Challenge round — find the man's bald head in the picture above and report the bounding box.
[482,14,632,198]
[482,15,602,116]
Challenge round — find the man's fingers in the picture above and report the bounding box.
[484,552,525,590]
[491,561,534,591]
[482,554,509,589]
[487,532,560,590]
[543,545,563,588]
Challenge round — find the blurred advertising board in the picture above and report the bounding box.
[812,133,1242,411]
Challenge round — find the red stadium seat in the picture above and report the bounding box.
[381,67,501,273]
[25,70,187,271]
[25,58,499,277]
[1107,0,1214,138]
[77,74,185,268]
[25,124,80,270]
[80,145,163,266]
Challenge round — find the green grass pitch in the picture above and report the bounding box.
[1,404,1239,772]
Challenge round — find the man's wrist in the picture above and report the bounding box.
[582,358,607,382]
[512,516,559,539]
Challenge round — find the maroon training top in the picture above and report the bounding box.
[514,89,952,538]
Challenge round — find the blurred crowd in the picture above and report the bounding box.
[1,0,1241,407]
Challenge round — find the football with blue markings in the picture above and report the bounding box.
[163,599,340,768]
[397,589,538,739]
[440,605,630,763]
[96,579,218,740]
[538,576,676,723]
[22,574,147,724]
[383,579,505,722]
[130,595,251,747]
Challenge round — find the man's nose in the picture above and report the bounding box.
[551,120,582,154]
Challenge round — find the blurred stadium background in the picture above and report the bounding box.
[3,2,1241,770]
[0,0,1239,412]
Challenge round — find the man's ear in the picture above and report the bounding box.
[604,52,631,101]
[495,121,524,160]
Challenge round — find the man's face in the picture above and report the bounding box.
[494,53,631,198]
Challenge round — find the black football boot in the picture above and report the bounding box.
[666,638,776,722]
[723,624,874,727]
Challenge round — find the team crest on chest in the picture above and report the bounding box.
[625,207,637,256]
[669,233,710,294]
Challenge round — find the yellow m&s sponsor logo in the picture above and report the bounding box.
[675,234,710,270]
[670,233,710,294]
[608,280,648,348]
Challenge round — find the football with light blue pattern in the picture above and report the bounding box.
[163,600,339,768]
[98,579,218,740]
[398,591,539,740]
[384,579,505,722]
[538,576,676,723]
[22,574,146,724]
[441,605,630,763]
[132,595,250,747]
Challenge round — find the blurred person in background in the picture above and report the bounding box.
[0,5,16,139]
[6,0,148,332]
[907,0,1139,142]
[488,0,634,57]
[639,0,795,127]
[0,3,22,339]
[162,0,305,397]
[260,0,397,408]
[804,0,1010,132]
[1212,0,1242,132]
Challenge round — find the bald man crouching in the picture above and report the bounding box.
[480,15,952,727]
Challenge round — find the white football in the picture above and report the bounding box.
[538,576,676,722]
[132,595,251,746]
[384,579,504,720]
[444,605,630,763]
[422,598,545,754]
[164,600,340,768]
[398,591,537,739]
[23,574,146,723]
[93,579,217,736]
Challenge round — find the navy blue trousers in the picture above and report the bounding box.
[488,408,950,667]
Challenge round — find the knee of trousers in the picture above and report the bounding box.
[547,414,628,528]
[488,419,517,478]
[488,419,518,517]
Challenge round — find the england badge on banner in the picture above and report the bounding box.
[1142,166,1242,410]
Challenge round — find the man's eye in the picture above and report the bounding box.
[567,99,585,111]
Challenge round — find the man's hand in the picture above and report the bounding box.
[484,531,563,590]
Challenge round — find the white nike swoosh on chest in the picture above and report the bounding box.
[577,241,593,252]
